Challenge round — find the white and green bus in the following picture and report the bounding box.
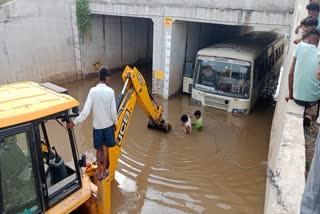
[190,31,285,114]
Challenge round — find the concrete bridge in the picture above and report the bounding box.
[83,0,295,97]
[0,0,307,213]
[0,0,295,98]
[90,0,294,27]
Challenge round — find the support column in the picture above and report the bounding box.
[70,2,83,80]
[162,17,173,99]
[151,17,165,96]
[151,16,173,99]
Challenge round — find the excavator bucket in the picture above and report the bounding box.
[147,119,172,133]
[117,66,172,134]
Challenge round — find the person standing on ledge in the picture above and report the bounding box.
[67,67,117,180]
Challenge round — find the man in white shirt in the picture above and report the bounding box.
[67,68,117,180]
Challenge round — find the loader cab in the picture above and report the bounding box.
[0,82,82,213]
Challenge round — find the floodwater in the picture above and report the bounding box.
[62,66,274,214]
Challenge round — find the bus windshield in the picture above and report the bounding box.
[193,56,251,99]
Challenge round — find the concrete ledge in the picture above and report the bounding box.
[264,0,309,212]
[267,101,305,213]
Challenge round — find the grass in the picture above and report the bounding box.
[304,105,319,178]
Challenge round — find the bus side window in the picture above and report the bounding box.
[274,53,276,64]
[265,55,269,70]
[254,54,267,87]
[254,65,258,87]
[277,48,281,60]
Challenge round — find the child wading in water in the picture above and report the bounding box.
[180,114,192,134]
[193,110,203,130]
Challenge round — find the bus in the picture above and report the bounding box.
[190,31,285,114]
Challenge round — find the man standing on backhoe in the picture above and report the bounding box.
[67,67,117,180]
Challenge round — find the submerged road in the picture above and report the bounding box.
[62,66,273,214]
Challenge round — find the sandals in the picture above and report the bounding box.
[304,115,312,127]
[96,171,102,181]
[101,169,109,179]
[97,169,110,180]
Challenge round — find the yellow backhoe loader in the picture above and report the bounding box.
[0,66,171,214]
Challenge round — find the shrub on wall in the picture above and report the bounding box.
[0,0,10,5]
[76,0,91,37]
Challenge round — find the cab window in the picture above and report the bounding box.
[0,131,41,213]
[38,116,81,208]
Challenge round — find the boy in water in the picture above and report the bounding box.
[181,114,192,134]
[193,110,203,130]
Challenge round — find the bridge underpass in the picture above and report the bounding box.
[79,0,294,98]
[76,0,306,213]
[0,0,301,213]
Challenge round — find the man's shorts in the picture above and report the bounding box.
[294,99,318,107]
[93,126,116,149]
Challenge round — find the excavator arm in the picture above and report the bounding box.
[88,66,171,214]
[0,68,170,214]
[108,66,171,179]
[117,66,170,129]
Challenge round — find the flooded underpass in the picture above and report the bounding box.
[62,66,274,214]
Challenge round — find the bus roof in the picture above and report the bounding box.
[197,31,284,62]
[0,81,80,128]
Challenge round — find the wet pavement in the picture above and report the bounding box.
[62,66,274,214]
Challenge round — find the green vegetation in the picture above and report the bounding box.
[0,0,9,5]
[76,0,92,37]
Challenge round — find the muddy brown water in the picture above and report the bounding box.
[62,66,273,214]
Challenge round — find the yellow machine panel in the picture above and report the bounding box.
[0,81,79,128]
[0,67,170,214]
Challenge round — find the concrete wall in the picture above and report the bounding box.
[91,0,294,11]
[0,0,294,99]
[90,0,294,27]
[80,15,153,75]
[185,23,250,65]
[0,0,79,85]
[264,0,308,212]
[89,0,293,97]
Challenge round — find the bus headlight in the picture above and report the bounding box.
[192,98,201,106]
[232,109,248,114]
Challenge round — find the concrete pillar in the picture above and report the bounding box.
[152,17,188,98]
[162,19,173,99]
[151,17,165,96]
[70,2,82,80]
